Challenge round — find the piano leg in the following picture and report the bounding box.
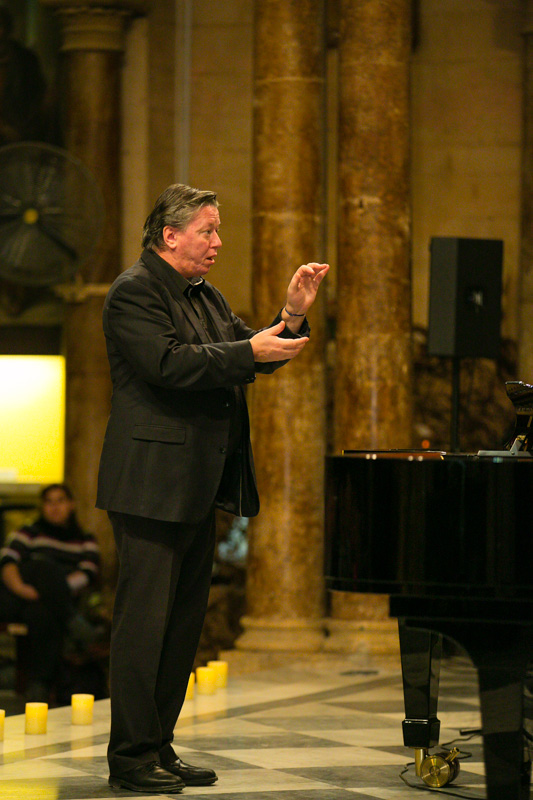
[476,663,530,800]
[439,620,531,800]
[398,622,442,752]
[401,618,532,800]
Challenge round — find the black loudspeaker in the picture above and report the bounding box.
[427,236,503,358]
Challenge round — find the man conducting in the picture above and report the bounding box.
[97,183,329,794]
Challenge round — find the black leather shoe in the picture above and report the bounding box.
[162,757,218,786]
[108,761,185,793]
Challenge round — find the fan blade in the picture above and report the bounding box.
[36,220,78,261]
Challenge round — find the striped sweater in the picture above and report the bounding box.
[0,518,100,583]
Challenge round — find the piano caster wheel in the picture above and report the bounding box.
[419,748,460,788]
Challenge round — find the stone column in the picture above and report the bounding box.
[325,0,412,660]
[333,0,413,452]
[231,0,327,667]
[40,1,145,581]
[519,0,533,378]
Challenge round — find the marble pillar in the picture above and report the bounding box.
[232,0,327,661]
[326,0,412,659]
[519,1,533,379]
[333,0,413,453]
[40,1,145,579]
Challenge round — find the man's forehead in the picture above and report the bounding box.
[189,205,220,227]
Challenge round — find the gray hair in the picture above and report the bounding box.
[141,183,218,250]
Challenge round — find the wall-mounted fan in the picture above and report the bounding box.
[0,141,104,286]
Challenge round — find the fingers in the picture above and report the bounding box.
[280,336,309,359]
[299,262,329,274]
[295,265,318,280]
[295,263,330,285]
[314,264,330,283]
[265,327,307,351]
[251,325,309,362]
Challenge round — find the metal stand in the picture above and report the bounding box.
[451,356,461,453]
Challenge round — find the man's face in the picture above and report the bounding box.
[164,205,221,280]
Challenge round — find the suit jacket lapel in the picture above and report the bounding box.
[140,249,211,343]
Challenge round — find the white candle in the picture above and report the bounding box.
[207,660,228,688]
[185,672,195,700]
[196,666,216,695]
[25,702,48,734]
[71,693,94,725]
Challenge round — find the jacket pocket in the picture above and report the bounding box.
[132,425,186,444]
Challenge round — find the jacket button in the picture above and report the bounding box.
[219,447,227,454]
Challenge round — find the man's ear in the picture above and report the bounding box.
[162,225,180,250]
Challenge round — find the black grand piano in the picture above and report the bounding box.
[325,381,533,800]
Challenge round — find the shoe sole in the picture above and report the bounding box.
[108,777,184,793]
[181,776,218,786]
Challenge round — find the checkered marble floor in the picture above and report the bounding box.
[0,654,486,799]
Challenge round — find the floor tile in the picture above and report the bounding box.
[0,654,492,800]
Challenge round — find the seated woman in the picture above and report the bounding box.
[0,483,100,701]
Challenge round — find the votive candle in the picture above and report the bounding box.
[185,672,195,700]
[71,693,94,725]
[207,660,228,688]
[196,666,216,695]
[25,702,48,734]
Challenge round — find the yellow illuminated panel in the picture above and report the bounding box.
[0,356,65,485]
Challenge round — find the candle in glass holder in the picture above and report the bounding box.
[207,660,228,688]
[0,709,4,741]
[196,666,216,695]
[71,693,94,725]
[25,702,48,734]
[185,672,195,700]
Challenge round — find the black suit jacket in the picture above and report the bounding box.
[96,249,309,523]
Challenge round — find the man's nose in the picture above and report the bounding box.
[212,231,222,247]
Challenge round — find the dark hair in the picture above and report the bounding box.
[141,183,218,251]
[40,483,73,502]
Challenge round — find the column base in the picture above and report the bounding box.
[234,615,326,653]
[218,648,388,677]
[324,617,400,662]
[218,649,317,675]
[324,590,401,662]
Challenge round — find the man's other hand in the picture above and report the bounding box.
[250,321,309,362]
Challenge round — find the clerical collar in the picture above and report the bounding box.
[186,278,205,297]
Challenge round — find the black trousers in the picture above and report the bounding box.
[107,509,216,776]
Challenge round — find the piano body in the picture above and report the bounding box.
[324,382,533,799]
